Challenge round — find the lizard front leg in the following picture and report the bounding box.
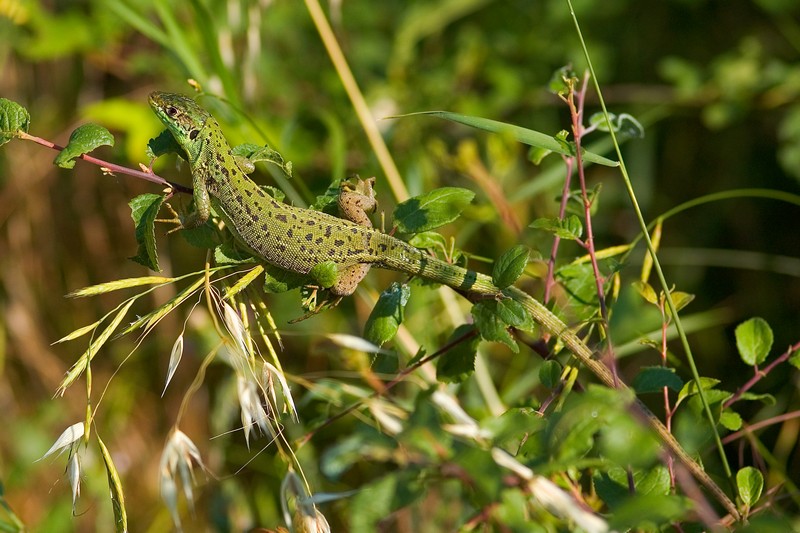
[180,172,212,229]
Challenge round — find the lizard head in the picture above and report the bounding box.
[148,91,211,151]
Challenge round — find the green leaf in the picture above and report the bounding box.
[599,413,660,468]
[789,349,800,369]
[539,360,562,389]
[231,142,292,178]
[736,466,764,508]
[181,223,221,250]
[735,317,773,366]
[738,391,776,406]
[392,110,619,167]
[262,263,306,293]
[54,123,114,169]
[720,409,742,431]
[214,243,256,265]
[665,290,695,318]
[437,324,480,383]
[589,112,645,138]
[0,98,30,146]
[147,129,184,160]
[676,377,720,405]
[364,283,411,346]
[529,215,583,240]
[128,193,165,271]
[393,187,475,234]
[492,245,530,289]
[548,65,578,95]
[471,301,518,352]
[408,231,447,250]
[309,261,338,289]
[608,493,692,530]
[632,280,658,305]
[633,366,684,394]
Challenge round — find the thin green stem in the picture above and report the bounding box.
[566,0,738,513]
[304,0,409,202]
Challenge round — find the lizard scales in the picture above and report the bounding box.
[149,91,497,296]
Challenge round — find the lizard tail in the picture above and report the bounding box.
[374,235,500,294]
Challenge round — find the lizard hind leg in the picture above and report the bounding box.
[331,263,371,296]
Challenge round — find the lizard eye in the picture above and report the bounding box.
[166,106,178,117]
[189,129,199,140]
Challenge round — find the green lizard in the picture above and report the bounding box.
[148,91,739,520]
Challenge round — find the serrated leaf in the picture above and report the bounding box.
[539,360,562,389]
[128,193,166,271]
[214,243,255,265]
[309,261,338,289]
[529,215,583,240]
[392,110,618,167]
[54,123,114,169]
[633,366,684,394]
[0,98,30,145]
[632,280,658,305]
[736,466,764,508]
[492,245,530,289]
[393,187,474,234]
[735,317,773,366]
[437,324,480,383]
[147,129,184,160]
[181,222,221,250]
[262,263,306,293]
[494,298,528,327]
[231,142,292,178]
[471,301,518,352]
[364,282,411,346]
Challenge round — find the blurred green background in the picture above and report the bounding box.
[1,0,799,531]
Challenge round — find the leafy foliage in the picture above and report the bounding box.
[2,1,800,532]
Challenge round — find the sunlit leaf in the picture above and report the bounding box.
[53,123,114,169]
[364,282,411,346]
[735,317,773,366]
[129,193,166,271]
[0,98,30,145]
[393,187,475,234]
[392,110,618,167]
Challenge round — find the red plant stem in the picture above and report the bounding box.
[660,306,677,487]
[569,81,608,326]
[17,131,192,194]
[722,410,800,445]
[543,156,573,306]
[723,340,800,409]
